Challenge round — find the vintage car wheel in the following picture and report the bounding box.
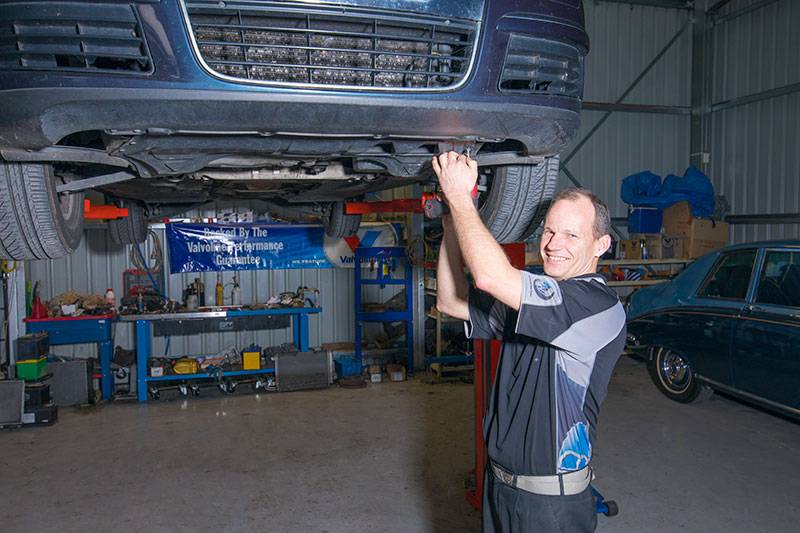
[648,346,713,403]
[108,201,147,245]
[322,201,361,238]
[479,157,558,244]
[0,161,84,260]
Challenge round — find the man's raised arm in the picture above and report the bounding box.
[436,216,469,321]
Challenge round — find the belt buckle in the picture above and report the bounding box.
[498,469,514,486]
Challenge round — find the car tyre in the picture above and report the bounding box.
[0,161,84,260]
[648,346,713,403]
[323,201,361,238]
[479,156,558,243]
[108,201,147,245]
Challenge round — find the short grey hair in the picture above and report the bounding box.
[549,187,611,239]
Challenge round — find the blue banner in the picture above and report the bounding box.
[167,223,333,273]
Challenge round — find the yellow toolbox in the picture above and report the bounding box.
[242,345,261,370]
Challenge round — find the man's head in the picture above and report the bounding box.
[539,187,612,280]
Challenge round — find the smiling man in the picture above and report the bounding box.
[432,151,626,532]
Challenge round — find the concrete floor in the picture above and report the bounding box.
[1,356,799,532]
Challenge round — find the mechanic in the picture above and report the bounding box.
[432,151,626,532]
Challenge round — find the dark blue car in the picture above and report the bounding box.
[0,0,589,259]
[626,240,800,419]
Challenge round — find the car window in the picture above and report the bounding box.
[697,250,756,301]
[755,250,800,308]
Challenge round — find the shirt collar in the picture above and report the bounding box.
[572,273,607,284]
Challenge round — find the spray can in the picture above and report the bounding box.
[195,277,205,306]
[215,273,224,306]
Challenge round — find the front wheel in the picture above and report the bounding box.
[647,346,713,403]
[0,161,84,260]
[479,157,558,243]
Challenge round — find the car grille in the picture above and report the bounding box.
[0,2,152,73]
[184,1,478,90]
[499,34,583,98]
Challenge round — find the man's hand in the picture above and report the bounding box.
[432,151,478,205]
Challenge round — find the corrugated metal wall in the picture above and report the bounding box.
[563,1,693,232]
[707,0,800,243]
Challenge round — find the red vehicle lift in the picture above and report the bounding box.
[344,198,424,215]
[83,200,128,220]
[465,243,524,510]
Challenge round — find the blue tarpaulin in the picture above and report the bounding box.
[621,167,715,217]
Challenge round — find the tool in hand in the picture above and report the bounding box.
[424,148,479,219]
[422,185,479,219]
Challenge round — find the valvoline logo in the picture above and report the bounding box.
[323,224,400,268]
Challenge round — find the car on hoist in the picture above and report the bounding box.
[0,0,589,260]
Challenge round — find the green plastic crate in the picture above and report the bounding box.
[16,357,46,381]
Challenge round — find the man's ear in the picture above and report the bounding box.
[595,235,611,258]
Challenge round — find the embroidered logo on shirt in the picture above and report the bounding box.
[533,279,555,300]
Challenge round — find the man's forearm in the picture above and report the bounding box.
[436,219,469,320]
[447,194,522,309]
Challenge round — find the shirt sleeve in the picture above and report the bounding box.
[465,286,509,340]
[515,271,626,358]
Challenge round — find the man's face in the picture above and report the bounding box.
[539,196,609,280]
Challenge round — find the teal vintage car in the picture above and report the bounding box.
[626,240,800,419]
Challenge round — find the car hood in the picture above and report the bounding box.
[626,253,720,320]
[291,0,485,21]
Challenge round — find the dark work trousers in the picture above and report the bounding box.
[482,468,597,533]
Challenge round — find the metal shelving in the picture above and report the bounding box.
[354,247,414,373]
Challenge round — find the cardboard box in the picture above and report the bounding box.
[620,234,685,260]
[663,202,693,237]
[385,364,407,382]
[686,219,729,258]
[618,238,643,260]
[663,202,728,258]
[663,235,684,259]
[368,364,382,383]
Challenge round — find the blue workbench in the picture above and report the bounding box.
[25,314,115,400]
[119,307,321,402]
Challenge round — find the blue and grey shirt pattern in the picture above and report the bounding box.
[466,271,626,476]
